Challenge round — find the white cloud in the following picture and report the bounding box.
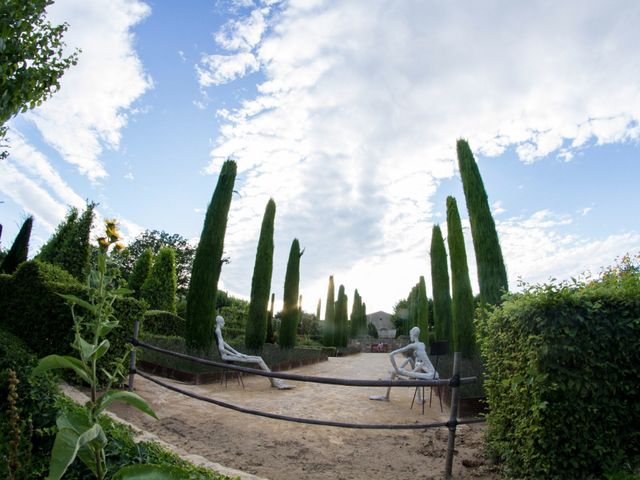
[25,0,152,181]
[202,1,640,311]
[197,52,260,86]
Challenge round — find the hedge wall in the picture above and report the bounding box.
[143,310,186,337]
[477,271,640,477]
[0,261,145,385]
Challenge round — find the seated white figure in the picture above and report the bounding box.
[369,326,438,402]
[215,315,293,390]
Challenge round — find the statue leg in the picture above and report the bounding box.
[245,355,294,390]
[369,371,397,401]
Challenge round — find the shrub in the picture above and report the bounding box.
[127,247,153,298]
[0,328,59,479]
[143,310,186,337]
[0,261,145,385]
[477,262,640,478]
[141,246,177,313]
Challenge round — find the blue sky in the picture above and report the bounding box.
[1,0,639,314]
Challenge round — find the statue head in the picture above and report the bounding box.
[216,315,225,328]
[409,326,420,341]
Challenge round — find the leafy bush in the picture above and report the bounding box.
[143,310,186,337]
[0,261,145,385]
[0,328,59,479]
[477,258,640,478]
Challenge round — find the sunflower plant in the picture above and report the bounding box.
[32,220,189,479]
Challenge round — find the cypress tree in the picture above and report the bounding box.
[334,285,348,347]
[186,160,237,350]
[128,248,154,298]
[59,202,95,280]
[430,224,453,343]
[446,196,476,357]
[457,139,508,305]
[141,247,177,313]
[36,206,78,262]
[322,275,335,346]
[417,276,429,343]
[245,199,276,350]
[266,293,275,344]
[349,289,362,338]
[279,239,302,349]
[0,216,33,274]
[362,302,367,336]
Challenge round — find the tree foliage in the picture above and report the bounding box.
[279,239,302,349]
[186,160,236,350]
[36,202,96,281]
[416,276,429,343]
[446,196,476,356]
[141,247,177,313]
[266,292,275,344]
[322,275,335,346]
[349,289,367,338]
[457,139,508,305]
[0,215,33,274]
[245,199,276,350]
[0,0,79,159]
[430,224,452,343]
[112,230,195,297]
[334,285,348,347]
[127,248,153,297]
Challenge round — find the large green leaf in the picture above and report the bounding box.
[95,390,157,418]
[75,334,95,362]
[46,428,80,480]
[32,355,93,386]
[93,339,110,360]
[57,293,97,314]
[112,464,192,479]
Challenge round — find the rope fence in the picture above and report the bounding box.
[127,321,485,479]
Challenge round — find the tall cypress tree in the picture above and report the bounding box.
[266,293,275,344]
[186,160,237,350]
[141,247,177,313]
[446,196,476,357]
[417,276,429,343]
[362,302,367,335]
[334,285,348,347]
[36,206,78,262]
[430,224,453,343]
[457,139,508,305]
[0,216,33,274]
[128,248,154,298]
[349,289,362,338]
[322,275,335,346]
[279,239,302,349]
[245,199,276,350]
[58,202,95,280]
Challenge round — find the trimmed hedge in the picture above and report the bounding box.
[0,261,145,385]
[143,310,186,337]
[477,270,640,478]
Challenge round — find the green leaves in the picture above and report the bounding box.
[95,391,157,418]
[32,354,93,386]
[112,464,192,479]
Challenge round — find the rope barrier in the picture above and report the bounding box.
[133,369,485,430]
[132,339,477,388]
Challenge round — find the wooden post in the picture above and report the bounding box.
[128,320,140,392]
[444,352,461,478]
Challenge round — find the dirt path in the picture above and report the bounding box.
[109,353,498,479]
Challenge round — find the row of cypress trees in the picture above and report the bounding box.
[321,276,366,348]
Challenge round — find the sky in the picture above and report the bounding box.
[1,0,639,314]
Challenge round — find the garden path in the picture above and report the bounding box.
[109,352,498,479]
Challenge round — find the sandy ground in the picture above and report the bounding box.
[109,353,499,480]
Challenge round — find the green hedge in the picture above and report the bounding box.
[0,261,145,385]
[0,328,59,479]
[477,269,640,478]
[143,310,186,337]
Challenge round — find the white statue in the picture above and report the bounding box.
[215,315,294,390]
[369,326,438,402]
